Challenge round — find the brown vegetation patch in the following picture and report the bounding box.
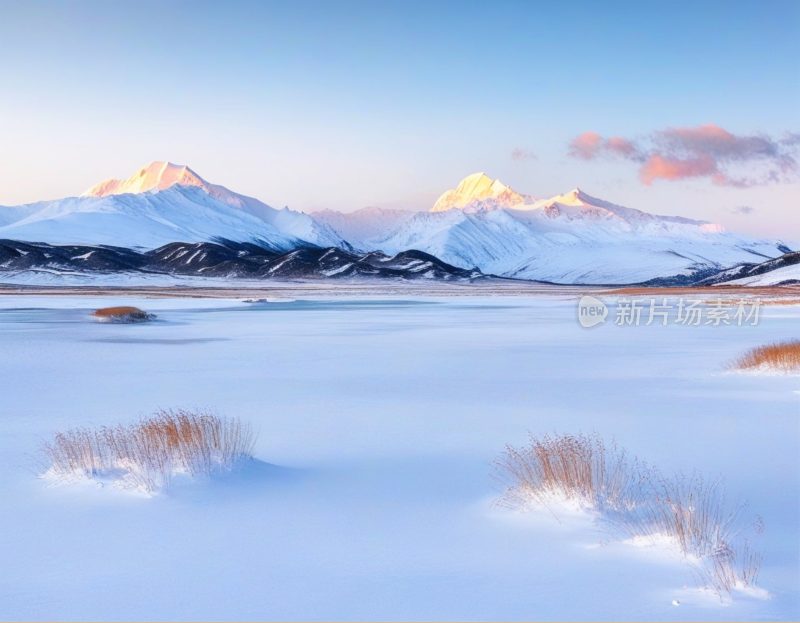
[493,432,763,594]
[598,285,800,298]
[40,409,257,492]
[92,306,155,322]
[728,340,800,373]
[92,306,146,317]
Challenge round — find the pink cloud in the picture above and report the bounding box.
[568,132,603,160]
[657,123,777,161]
[639,154,718,185]
[665,123,734,144]
[605,136,639,158]
[569,133,643,161]
[568,124,798,187]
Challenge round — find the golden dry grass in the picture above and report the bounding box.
[758,298,800,306]
[40,409,257,492]
[728,340,800,373]
[492,432,647,513]
[91,306,155,323]
[702,298,800,307]
[598,285,800,298]
[92,306,146,317]
[492,432,763,593]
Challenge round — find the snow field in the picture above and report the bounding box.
[0,295,797,620]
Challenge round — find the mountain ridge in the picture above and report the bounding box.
[0,239,484,282]
[306,174,788,284]
[1,162,345,251]
[0,166,792,285]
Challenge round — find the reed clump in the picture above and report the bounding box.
[40,409,257,492]
[91,306,155,323]
[728,340,800,374]
[493,432,763,594]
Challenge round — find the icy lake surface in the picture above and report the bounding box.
[0,295,798,621]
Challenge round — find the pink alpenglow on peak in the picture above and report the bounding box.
[0,161,346,250]
[430,172,533,212]
[81,161,249,209]
[83,161,210,197]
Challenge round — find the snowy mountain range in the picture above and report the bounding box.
[313,178,789,284]
[0,162,344,251]
[311,206,417,245]
[0,163,792,284]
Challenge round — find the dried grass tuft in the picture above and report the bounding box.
[40,409,257,492]
[92,306,155,322]
[492,432,650,514]
[727,340,800,373]
[492,432,764,594]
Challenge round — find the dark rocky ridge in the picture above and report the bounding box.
[693,250,800,286]
[6,238,795,286]
[0,240,485,281]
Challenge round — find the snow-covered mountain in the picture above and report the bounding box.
[83,161,232,200]
[0,162,344,250]
[311,175,790,285]
[0,167,791,285]
[431,172,533,212]
[311,206,418,251]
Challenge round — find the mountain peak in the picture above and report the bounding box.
[430,173,531,212]
[79,161,258,211]
[553,187,589,206]
[82,161,210,198]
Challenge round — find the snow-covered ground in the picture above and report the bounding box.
[0,295,798,621]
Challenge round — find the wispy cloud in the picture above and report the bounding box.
[730,205,757,215]
[511,147,537,161]
[568,124,799,187]
[567,132,603,160]
[639,154,718,185]
[605,136,639,159]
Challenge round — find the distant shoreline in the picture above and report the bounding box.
[1,282,799,301]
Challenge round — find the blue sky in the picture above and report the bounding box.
[1,0,798,237]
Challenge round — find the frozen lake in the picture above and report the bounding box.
[0,295,798,621]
